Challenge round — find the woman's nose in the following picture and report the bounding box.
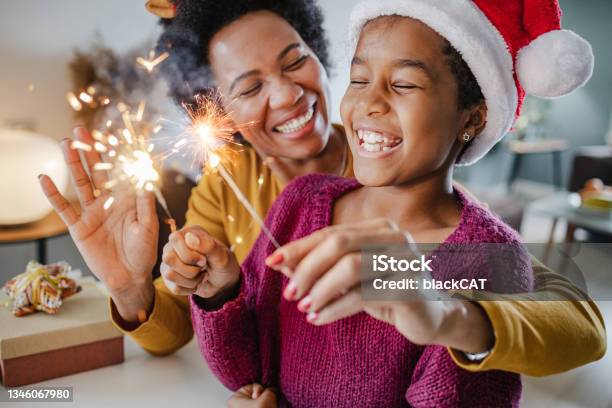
[269,77,304,110]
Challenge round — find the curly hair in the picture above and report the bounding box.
[156,0,331,106]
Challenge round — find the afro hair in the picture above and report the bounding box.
[156,0,331,106]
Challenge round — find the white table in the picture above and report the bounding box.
[0,337,232,408]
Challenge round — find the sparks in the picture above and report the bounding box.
[79,92,93,104]
[66,92,82,111]
[136,51,169,73]
[70,140,92,152]
[103,197,115,210]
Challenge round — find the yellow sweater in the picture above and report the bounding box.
[111,142,606,377]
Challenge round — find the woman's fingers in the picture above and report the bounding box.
[60,138,95,206]
[136,189,158,230]
[309,287,363,326]
[74,127,108,188]
[38,174,79,227]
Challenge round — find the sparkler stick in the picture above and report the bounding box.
[210,154,280,249]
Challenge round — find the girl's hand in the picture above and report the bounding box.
[39,128,159,323]
[161,225,240,300]
[265,219,494,353]
[227,384,277,408]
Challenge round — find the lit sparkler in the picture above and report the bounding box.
[169,94,280,248]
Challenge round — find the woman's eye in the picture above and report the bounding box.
[283,55,308,71]
[350,80,368,87]
[239,82,262,98]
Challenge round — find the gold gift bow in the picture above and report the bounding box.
[145,0,177,19]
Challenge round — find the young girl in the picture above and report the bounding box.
[171,0,594,406]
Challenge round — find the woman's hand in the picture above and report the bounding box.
[39,128,159,322]
[265,219,494,353]
[160,225,240,302]
[227,384,277,408]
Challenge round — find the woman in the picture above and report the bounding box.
[39,0,603,396]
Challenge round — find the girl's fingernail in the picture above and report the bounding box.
[298,296,312,312]
[307,311,319,323]
[265,252,284,266]
[284,281,297,300]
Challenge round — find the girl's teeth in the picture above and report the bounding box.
[357,129,401,152]
[275,107,314,133]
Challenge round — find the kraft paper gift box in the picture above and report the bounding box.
[0,281,124,387]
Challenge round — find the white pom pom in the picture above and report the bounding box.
[517,29,594,98]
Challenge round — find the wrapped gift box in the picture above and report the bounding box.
[0,280,123,387]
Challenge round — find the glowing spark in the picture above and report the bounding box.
[147,143,155,153]
[107,135,119,146]
[106,120,113,128]
[92,130,105,141]
[136,51,169,73]
[103,197,115,210]
[227,215,235,222]
[79,92,93,104]
[66,92,82,111]
[174,139,187,148]
[153,125,162,134]
[235,236,243,244]
[103,180,118,189]
[136,101,146,122]
[258,174,264,186]
[93,163,113,171]
[122,128,133,145]
[87,86,96,95]
[117,102,128,112]
[108,150,116,157]
[70,140,92,152]
[102,97,111,106]
[94,142,108,153]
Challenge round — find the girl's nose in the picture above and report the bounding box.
[269,77,304,110]
[359,84,390,117]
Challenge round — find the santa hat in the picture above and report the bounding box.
[347,0,594,165]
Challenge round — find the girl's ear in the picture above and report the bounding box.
[458,101,487,144]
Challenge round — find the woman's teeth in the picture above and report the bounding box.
[357,129,402,152]
[275,106,314,134]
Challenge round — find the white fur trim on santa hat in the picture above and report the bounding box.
[517,29,594,98]
[347,0,517,165]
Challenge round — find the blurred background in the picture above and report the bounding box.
[1,1,611,406]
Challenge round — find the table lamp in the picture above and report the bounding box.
[0,129,68,225]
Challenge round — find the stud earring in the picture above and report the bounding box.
[463,132,471,142]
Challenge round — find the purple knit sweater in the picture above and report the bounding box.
[191,174,533,407]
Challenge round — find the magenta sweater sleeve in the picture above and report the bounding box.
[189,269,260,391]
[405,345,521,407]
